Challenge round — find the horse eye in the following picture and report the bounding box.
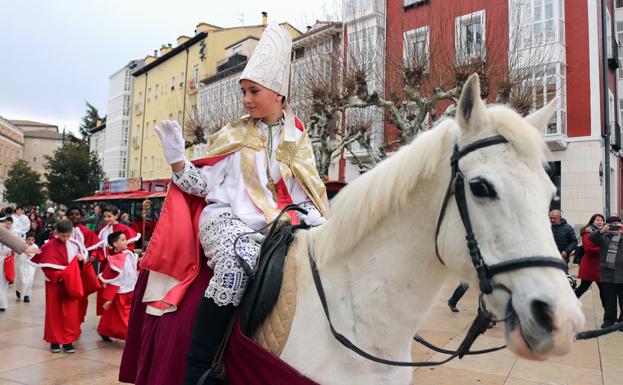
[469,178,497,199]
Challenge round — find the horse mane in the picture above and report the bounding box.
[311,104,549,262]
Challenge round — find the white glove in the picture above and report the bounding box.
[154,120,186,164]
[301,207,326,227]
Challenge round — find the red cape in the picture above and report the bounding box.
[3,252,15,283]
[76,223,103,251]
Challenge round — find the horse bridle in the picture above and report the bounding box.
[434,134,568,295]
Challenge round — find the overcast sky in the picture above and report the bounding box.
[0,0,340,135]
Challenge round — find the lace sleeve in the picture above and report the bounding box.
[172,160,209,197]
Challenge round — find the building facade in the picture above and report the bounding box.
[9,120,62,179]
[128,17,301,182]
[103,60,144,180]
[0,117,25,202]
[89,122,106,168]
[387,0,621,226]
[342,0,387,181]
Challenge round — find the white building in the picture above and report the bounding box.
[102,60,144,180]
[342,0,386,181]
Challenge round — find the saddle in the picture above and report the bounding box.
[239,224,302,341]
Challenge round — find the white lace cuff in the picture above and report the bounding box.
[172,160,209,197]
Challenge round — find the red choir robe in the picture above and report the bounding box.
[71,224,103,322]
[97,250,138,340]
[96,223,140,315]
[29,237,84,344]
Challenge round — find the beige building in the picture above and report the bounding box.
[10,120,63,178]
[0,117,25,202]
[128,15,301,181]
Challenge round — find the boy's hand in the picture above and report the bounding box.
[24,245,40,255]
[102,300,112,310]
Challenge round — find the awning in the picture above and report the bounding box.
[76,191,154,202]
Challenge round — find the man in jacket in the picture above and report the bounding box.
[550,210,577,264]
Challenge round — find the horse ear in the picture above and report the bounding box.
[525,98,558,131]
[456,73,487,133]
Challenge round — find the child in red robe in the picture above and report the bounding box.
[97,231,138,341]
[67,206,103,322]
[28,220,85,353]
[95,205,140,315]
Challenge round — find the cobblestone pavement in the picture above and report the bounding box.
[0,268,621,385]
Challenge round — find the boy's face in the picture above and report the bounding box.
[103,211,117,225]
[16,208,24,215]
[25,236,35,245]
[113,233,128,251]
[4,221,12,229]
[55,231,71,243]
[67,210,81,224]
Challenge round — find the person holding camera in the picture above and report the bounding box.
[589,215,623,328]
[549,210,577,264]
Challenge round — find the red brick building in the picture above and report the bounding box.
[385,0,621,225]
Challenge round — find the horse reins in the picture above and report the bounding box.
[304,134,621,369]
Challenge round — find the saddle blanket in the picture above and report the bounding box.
[224,318,319,385]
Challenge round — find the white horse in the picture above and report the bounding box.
[269,74,585,384]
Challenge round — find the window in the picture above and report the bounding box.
[193,65,199,84]
[33,139,40,145]
[619,98,623,124]
[403,26,429,69]
[519,62,566,135]
[171,76,176,91]
[618,0,623,8]
[32,156,37,163]
[455,11,485,61]
[404,0,428,6]
[57,141,62,148]
[232,44,242,54]
[155,84,159,99]
[180,72,185,88]
[147,87,151,102]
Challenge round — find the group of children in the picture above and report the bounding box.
[9,205,140,353]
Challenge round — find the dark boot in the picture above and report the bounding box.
[184,297,236,385]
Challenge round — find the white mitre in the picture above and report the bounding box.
[240,22,297,142]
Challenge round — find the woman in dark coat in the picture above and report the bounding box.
[575,214,605,298]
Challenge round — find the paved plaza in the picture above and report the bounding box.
[0,268,621,385]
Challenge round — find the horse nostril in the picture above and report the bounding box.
[530,300,553,333]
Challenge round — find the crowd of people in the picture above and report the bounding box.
[0,203,142,354]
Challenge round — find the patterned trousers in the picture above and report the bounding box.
[199,209,264,306]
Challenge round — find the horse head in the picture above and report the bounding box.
[440,74,585,360]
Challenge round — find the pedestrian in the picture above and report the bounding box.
[120,213,133,227]
[95,205,140,316]
[549,210,577,264]
[44,207,57,227]
[97,231,138,342]
[575,214,605,298]
[15,232,39,303]
[67,206,103,322]
[447,282,469,312]
[11,206,31,239]
[121,22,329,385]
[27,220,85,353]
[589,215,623,328]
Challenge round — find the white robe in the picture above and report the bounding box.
[15,244,39,297]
